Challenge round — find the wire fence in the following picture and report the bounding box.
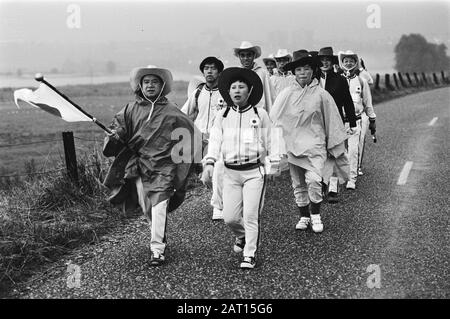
[0,131,110,187]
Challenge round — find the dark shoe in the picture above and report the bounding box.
[327,191,339,203]
[233,237,245,253]
[150,251,165,266]
[240,256,256,269]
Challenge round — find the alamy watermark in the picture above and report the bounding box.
[66,4,81,29]
[366,264,381,289]
[366,4,381,29]
[66,261,81,288]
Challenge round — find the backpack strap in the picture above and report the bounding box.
[252,106,260,119]
[223,106,231,118]
[194,82,206,110]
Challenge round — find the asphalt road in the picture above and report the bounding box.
[11,87,450,299]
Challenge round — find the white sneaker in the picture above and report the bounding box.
[310,214,324,233]
[212,208,224,220]
[295,217,310,230]
[358,168,364,176]
[346,181,356,190]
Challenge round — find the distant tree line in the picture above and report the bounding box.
[395,33,450,73]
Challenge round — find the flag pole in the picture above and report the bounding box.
[34,73,137,155]
[34,73,112,134]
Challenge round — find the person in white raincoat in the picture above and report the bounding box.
[270,49,296,97]
[234,41,275,113]
[269,50,348,233]
[338,50,377,189]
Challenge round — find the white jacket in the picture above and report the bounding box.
[205,105,281,166]
[245,62,276,114]
[345,75,376,119]
[181,84,224,134]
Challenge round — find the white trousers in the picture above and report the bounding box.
[222,166,266,258]
[210,159,224,211]
[345,119,363,184]
[136,177,168,255]
[289,163,323,207]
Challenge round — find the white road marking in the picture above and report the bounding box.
[428,117,438,126]
[397,161,414,185]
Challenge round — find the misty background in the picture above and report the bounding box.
[0,0,449,88]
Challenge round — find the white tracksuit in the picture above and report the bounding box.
[344,75,376,184]
[205,105,279,258]
[181,84,225,212]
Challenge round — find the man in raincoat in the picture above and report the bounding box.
[270,50,348,233]
[103,66,201,266]
[234,41,275,113]
[270,49,296,97]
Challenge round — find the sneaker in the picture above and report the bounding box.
[310,214,324,233]
[212,208,224,220]
[358,168,364,176]
[295,217,310,230]
[240,256,256,269]
[233,237,245,253]
[327,191,339,203]
[346,181,356,190]
[150,251,165,266]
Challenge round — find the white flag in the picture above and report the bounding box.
[14,82,92,122]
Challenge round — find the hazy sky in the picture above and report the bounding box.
[0,0,449,77]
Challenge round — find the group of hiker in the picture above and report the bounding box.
[102,40,377,270]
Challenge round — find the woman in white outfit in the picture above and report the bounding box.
[201,67,281,269]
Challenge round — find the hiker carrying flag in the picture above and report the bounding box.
[103,66,201,267]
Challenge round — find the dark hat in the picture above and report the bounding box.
[218,67,263,107]
[318,47,338,64]
[199,56,224,73]
[283,50,315,72]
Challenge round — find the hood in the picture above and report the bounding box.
[338,51,361,75]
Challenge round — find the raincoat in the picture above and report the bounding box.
[249,62,275,113]
[103,96,201,213]
[269,78,348,177]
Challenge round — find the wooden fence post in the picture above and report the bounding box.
[398,72,406,88]
[422,72,428,86]
[404,73,412,87]
[385,74,395,90]
[413,72,420,86]
[393,73,399,89]
[441,70,448,84]
[375,73,380,90]
[432,73,439,85]
[62,131,79,184]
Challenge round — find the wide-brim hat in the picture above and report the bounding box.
[130,66,173,96]
[233,41,262,59]
[274,48,292,60]
[318,47,338,64]
[218,67,263,107]
[263,54,276,64]
[338,50,360,71]
[283,50,316,72]
[199,56,224,73]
